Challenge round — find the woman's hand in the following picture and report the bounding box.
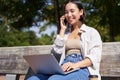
[59,15,68,37]
[60,15,68,30]
[61,62,79,72]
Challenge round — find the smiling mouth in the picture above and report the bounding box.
[68,17,75,21]
[68,19,73,22]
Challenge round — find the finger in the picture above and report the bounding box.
[62,65,68,71]
[60,16,65,21]
[62,66,69,72]
[66,66,73,71]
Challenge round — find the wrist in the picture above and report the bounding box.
[75,62,81,68]
[59,29,66,38]
[60,28,66,31]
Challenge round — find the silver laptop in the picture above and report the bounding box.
[23,54,79,75]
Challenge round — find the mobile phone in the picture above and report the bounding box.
[64,18,67,25]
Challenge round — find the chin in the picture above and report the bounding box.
[69,22,75,25]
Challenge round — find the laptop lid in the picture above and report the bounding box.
[23,54,79,75]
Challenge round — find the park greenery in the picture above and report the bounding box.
[0,0,120,47]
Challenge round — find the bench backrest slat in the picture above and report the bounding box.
[0,42,120,77]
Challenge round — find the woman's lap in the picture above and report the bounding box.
[48,69,89,80]
[27,54,89,80]
[27,69,89,80]
[27,74,50,80]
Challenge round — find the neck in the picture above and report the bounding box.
[71,21,82,32]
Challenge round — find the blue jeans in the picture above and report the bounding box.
[27,54,90,80]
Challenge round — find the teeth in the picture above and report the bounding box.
[69,18,73,19]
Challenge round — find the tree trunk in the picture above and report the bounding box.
[106,0,117,41]
[54,0,60,34]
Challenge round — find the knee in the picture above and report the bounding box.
[27,76,40,80]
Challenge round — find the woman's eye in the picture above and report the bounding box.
[71,10,75,13]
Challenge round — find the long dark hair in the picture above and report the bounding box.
[65,0,85,23]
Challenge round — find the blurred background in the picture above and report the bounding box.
[0,0,120,47]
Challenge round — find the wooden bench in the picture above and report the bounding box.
[0,42,120,80]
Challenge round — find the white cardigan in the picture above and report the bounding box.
[52,24,102,80]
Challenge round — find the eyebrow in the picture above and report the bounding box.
[65,8,76,12]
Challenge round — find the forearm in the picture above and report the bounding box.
[52,34,66,54]
[59,29,66,38]
[75,57,92,68]
[62,57,92,71]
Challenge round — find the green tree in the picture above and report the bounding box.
[0,0,55,46]
[39,32,55,45]
[92,0,120,41]
[0,0,47,30]
[0,0,120,47]
[0,25,29,46]
[0,25,40,47]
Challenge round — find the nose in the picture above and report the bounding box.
[67,12,72,17]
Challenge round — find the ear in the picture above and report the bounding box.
[79,9,83,16]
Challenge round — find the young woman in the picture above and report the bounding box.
[27,0,102,80]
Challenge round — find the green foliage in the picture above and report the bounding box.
[0,25,39,47]
[0,0,120,47]
[92,0,120,41]
[38,32,55,45]
[0,0,55,46]
[0,0,47,30]
[79,0,120,41]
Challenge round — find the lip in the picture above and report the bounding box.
[68,20,73,24]
[68,19,73,22]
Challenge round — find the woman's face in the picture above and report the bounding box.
[65,2,83,25]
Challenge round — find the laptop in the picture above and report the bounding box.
[23,54,79,75]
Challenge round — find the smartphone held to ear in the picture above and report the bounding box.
[64,18,67,25]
